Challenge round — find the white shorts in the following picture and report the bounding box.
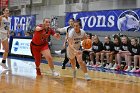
[0,32,8,41]
[67,46,77,59]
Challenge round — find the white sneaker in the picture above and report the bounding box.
[130,68,136,72]
[110,63,117,70]
[55,50,61,55]
[125,67,131,72]
[104,64,109,68]
[0,63,9,70]
[52,71,60,77]
[86,62,90,66]
[107,63,113,69]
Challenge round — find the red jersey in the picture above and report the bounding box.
[32,24,55,45]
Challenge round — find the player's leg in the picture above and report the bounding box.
[0,38,9,69]
[30,44,42,75]
[41,48,59,76]
[76,53,91,80]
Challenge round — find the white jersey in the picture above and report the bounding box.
[0,17,10,34]
[68,29,86,50]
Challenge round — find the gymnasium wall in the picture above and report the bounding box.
[9,0,140,53]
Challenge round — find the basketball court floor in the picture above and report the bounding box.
[0,56,140,93]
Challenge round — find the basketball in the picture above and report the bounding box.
[82,39,92,49]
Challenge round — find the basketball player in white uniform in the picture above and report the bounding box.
[0,8,10,70]
[67,21,91,80]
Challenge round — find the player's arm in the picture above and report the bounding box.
[35,26,44,31]
[67,30,78,53]
[57,27,67,33]
[67,37,77,52]
[51,29,60,40]
[82,32,87,40]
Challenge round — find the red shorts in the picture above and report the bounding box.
[30,42,49,57]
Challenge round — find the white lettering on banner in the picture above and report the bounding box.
[72,14,115,28]
[11,16,34,31]
[20,17,26,30]
[108,16,115,27]
[26,17,32,30]
[14,17,20,30]
[80,16,88,29]
[88,16,96,27]
[96,16,106,27]
[73,13,78,20]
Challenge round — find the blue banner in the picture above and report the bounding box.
[65,9,140,31]
[10,15,36,31]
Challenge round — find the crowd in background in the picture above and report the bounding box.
[82,33,140,73]
[10,24,33,37]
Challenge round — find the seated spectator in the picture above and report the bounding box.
[125,38,140,72]
[101,36,114,68]
[25,32,31,37]
[90,36,103,67]
[110,35,122,70]
[15,24,25,37]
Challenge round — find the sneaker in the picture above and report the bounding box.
[73,70,76,78]
[130,68,136,72]
[86,62,90,66]
[110,63,117,70]
[52,71,60,77]
[134,68,140,73]
[62,64,66,69]
[125,67,131,72]
[55,50,62,55]
[104,64,109,68]
[116,65,121,70]
[93,64,100,67]
[36,68,41,75]
[107,63,113,69]
[97,64,103,68]
[0,63,9,70]
[123,65,128,71]
[85,75,91,81]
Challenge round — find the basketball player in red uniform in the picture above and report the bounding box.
[30,18,60,76]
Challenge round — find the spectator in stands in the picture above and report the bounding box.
[90,36,103,67]
[110,35,122,70]
[25,31,32,37]
[15,24,25,37]
[10,31,15,36]
[112,35,131,70]
[101,36,114,68]
[125,38,140,72]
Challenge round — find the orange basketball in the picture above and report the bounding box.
[82,39,92,49]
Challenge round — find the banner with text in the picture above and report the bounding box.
[10,15,36,31]
[65,9,140,31]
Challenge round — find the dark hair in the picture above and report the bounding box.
[2,8,7,12]
[69,18,75,21]
[122,35,130,44]
[86,33,92,39]
[131,38,138,44]
[74,20,81,27]
[105,36,111,40]
[76,19,82,28]
[113,35,121,44]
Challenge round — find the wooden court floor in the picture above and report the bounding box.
[0,58,140,93]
